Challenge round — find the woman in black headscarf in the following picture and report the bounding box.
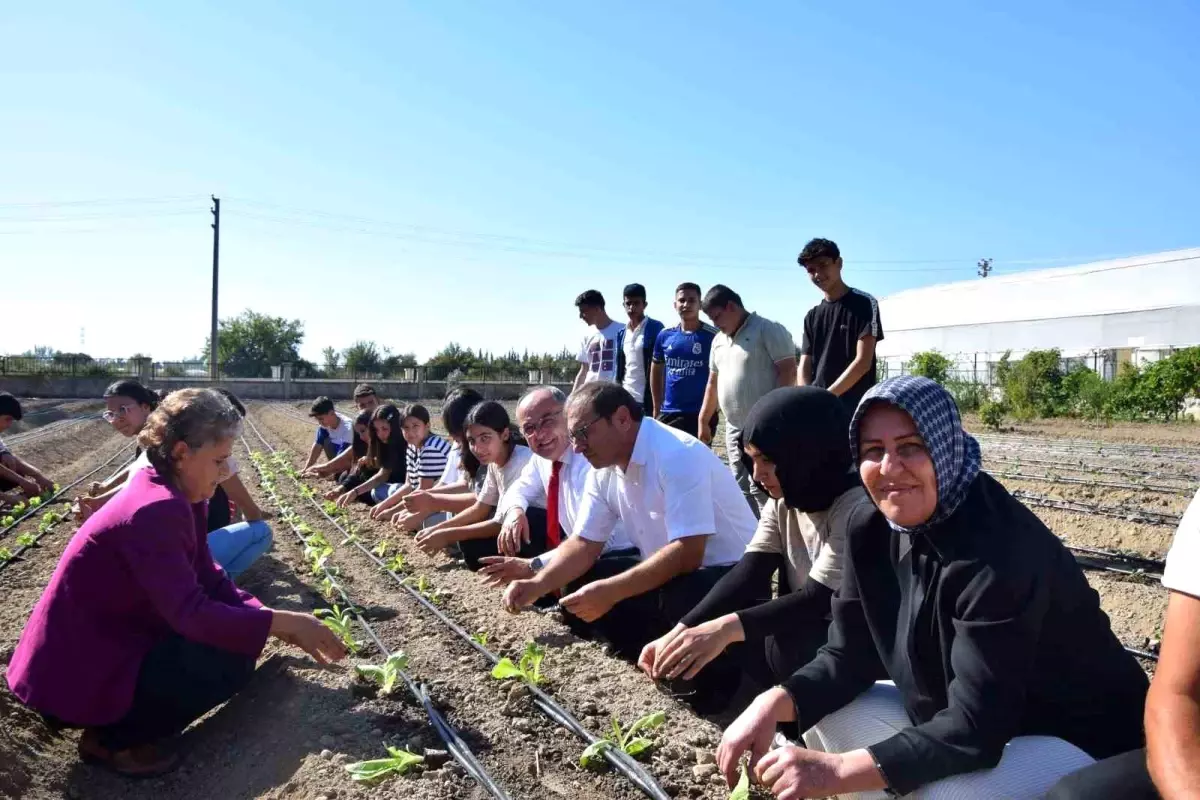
[637,386,873,691]
[716,376,1149,800]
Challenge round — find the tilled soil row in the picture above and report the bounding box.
[251,405,733,799]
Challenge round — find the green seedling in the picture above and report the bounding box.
[491,640,546,685]
[729,761,751,800]
[322,500,341,517]
[319,575,337,601]
[0,548,14,563]
[579,711,666,768]
[42,510,64,525]
[1,516,14,528]
[373,539,391,557]
[11,502,25,515]
[299,485,316,500]
[354,651,410,695]
[469,631,489,646]
[344,746,423,784]
[315,604,362,654]
[383,553,407,574]
[28,496,42,509]
[408,574,442,604]
[15,532,37,548]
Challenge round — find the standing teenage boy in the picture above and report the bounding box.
[797,238,884,412]
[0,394,54,500]
[650,283,719,438]
[572,290,624,392]
[617,283,664,415]
[303,397,355,470]
[697,285,797,516]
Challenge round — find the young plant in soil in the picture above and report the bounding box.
[729,761,751,799]
[469,631,489,646]
[344,745,423,784]
[28,496,42,509]
[383,553,408,574]
[0,548,14,563]
[1,516,14,528]
[315,604,363,655]
[10,502,25,515]
[579,711,666,768]
[491,640,546,686]
[319,575,338,602]
[15,532,37,548]
[354,651,410,696]
[372,539,392,558]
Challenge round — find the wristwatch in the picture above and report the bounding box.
[529,555,546,572]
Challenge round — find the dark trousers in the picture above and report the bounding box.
[1044,748,1159,799]
[94,634,256,751]
[0,476,17,492]
[657,411,718,440]
[460,506,553,570]
[206,484,232,532]
[337,469,377,506]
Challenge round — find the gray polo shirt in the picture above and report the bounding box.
[709,311,796,437]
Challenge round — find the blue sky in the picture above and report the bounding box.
[3,1,1198,362]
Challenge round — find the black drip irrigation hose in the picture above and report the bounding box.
[985,454,1199,486]
[1012,491,1183,527]
[1065,544,1166,574]
[244,414,672,800]
[0,440,137,541]
[990,470,1191,496]
[4,414,104,449]
[241,437,512,800]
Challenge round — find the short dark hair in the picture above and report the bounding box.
[569,380,645,423]
[574,289,605,309]
[352,384,377,399]
[309,396,335,417]
[702,284,743,312]
[622,283,646,301]
[0,392,22,420]
[401,403,431,426]
[674,282,702,297]
[214,387,246,418]
[442,387,484,437]
[797,238,841,266]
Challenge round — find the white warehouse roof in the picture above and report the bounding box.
[876,248,1200,360]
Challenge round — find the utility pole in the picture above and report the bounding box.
[210,196,220,380]
[977,257,993,278]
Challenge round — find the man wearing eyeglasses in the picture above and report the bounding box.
[478,385,633,587]
[500,382,756,707]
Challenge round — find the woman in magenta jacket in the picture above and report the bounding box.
[7,388,345,777]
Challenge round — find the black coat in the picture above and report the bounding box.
[783,472,1148,796]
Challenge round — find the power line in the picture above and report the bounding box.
[0,194,208,210]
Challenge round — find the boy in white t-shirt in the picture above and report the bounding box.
[304,396,355,472]
[572,289,624,392]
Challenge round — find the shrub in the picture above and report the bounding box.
[1000,349,1066,419]
[907,351,953,385]
[1060,366,1112,419]
[979,399,1006,430]
[946,379,988,413]
[1103,348,1200,421]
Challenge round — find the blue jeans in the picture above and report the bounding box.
[207,520,273,579]
[371,483,404,504]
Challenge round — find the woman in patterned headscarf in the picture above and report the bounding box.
[716,376,1149,800]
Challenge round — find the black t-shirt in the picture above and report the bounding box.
[801,288,883,411]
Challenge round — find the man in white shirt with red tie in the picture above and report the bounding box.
[501,382,756,709]
[478,386,632,586]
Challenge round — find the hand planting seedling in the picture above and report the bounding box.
[729,760,751,800]
[470,631,489,646]
[354,651,410,695]
[344,746,423,784]
[579,711,666,768]
[315,604,362,655]
[15,532,37,548]
[491,640,546,686]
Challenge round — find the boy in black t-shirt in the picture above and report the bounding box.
[796,238,884,412]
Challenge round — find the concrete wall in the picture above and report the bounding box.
[0,375,572,402]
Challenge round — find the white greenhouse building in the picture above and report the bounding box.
[876,248,1200,384]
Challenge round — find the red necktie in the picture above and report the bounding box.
[546,460,563,548]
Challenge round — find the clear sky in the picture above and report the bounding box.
[3,2,1198,363]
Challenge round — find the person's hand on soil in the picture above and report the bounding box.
[638,624,686,677]
[717,687,793,787]
[392,511,421,532]
[560,580,617,623]
[33,475,54,493]
[270,610,347,664]
[502,578,544,613]
[17,477,41,498]
[414,528,453,555]
[498,508,529,556]
[478,556,534,587]
[74,495,98,521]
[402,490,435,514]
[88,481,103,497]
[335,491,357,509]
[655,613,744,680]
[322,486,341,501]
[368,501,390,520]
[754,745,849,800]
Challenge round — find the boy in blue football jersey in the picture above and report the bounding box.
[650,283,719,439]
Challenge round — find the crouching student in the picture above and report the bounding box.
[301,396,355,476]
[414,401,541,564]
[716,377,1149,800]
[502,382,756,709]
[0,392,55,501]
[391,387,483,531]
[322,410,375,501]
[638,387,866,698]
[335,404,407,507]
[368,403,451,521]
[5,389,345,777]
[75,380,161,520]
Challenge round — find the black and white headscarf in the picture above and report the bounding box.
[849,375,982,534]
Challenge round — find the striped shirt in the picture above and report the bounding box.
[406,433,452,489]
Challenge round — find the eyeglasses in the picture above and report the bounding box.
[567,415,606,446]
[102,405,135,422]
[520,410,562,438]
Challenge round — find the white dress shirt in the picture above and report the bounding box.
[497,447,632,551]
[575,418,757,566]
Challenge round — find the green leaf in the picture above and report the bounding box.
[15,532,37,548]
[579,739,612,769]
[490,658,524,681]
[625,711,666,739]
[729,762,751,800]
[355,664,386,683]
[623,737,654,758]
[344,758,397,782]
[383,746,423,771]
[28,497,42,508]
[0,548,13,562]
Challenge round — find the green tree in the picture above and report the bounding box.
[381,351,419,375]
[203,310,304,378]
[427,342,480,372]
[907,351,953,385]
[322,346,341,373]
[342,340,382,375]
[1000,349,1066,419]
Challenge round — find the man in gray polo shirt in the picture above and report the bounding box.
[697,285,797,516]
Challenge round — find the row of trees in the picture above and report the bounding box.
[906,347,1200,425]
